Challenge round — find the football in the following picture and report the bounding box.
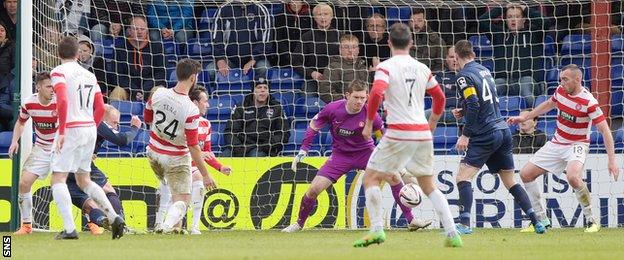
[399,183,424,208]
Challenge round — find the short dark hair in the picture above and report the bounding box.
[176,58,202,81]
[346,79,369,94]
[189,85,207,102]
[561,64,583,77]
[454,40,475,59]
[388,23,411,50]
[57,36,79,59]
[411,7,425,16]
[35,72,51,84]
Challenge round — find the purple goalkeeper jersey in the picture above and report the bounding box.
[313,100,383,153]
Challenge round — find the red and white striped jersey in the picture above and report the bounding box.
[50,61,101,128]
[197,117,212,151]
[550,86,605,145]
[145,88,200,156]
[374,54,439,140]
[18,94,58,151]
[192,117,223,171]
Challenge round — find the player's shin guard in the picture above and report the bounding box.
[429,189,457,237]
[390,183,414,222]
[155,182,171,229]
[163,201,187,231]
[457,181,473,226]
[52,183,77,233]
[574,184,596,223]
[191,181,204,230]
[524,180,547,221]
[365,186,383,233]
[83,182,118,221]
[106,192,124,219]
[297,195,317,228]
[509,184,539,225]
[18,192,33,224]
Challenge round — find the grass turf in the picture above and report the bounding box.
[5,228,624,259]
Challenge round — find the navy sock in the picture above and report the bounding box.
[89,208,106,227]
[457,181,473,226]
[509,184,539,225]
[106,192,124,220]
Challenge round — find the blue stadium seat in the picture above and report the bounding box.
[206,97,235,121]
[215,68,254,93]
[613,35,624,53]
[198,8,218,34]
[611,91,623,118]
[162,38,178,55]
[469,35,493,57]
[534,95,557,116]
[561,34,591,55]
[424,96,432,110]
[272,91,298,117]
[498,96,526,112]
[188,37,213,57]
[544,35,556,57]
[612,62,623,89]
[481,59,494,72]
[537,119,557,138]
[110,101,145,123]
[385,6,411,23]
[93,38,114,56]
[0,131,12,156]
[294,97,325,118]
[433,126,458,150]
[267,67,305,90]
[283,122,324,155]
[210,120,227,154]
[267,3,284,15]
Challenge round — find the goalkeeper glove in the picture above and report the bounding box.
[291,150,308,172]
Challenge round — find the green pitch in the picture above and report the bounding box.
[5,228,624,259]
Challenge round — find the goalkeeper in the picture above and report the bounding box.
[282,80,431,233]
[66,105,140,234]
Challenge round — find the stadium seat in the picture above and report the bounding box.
[93,38,113,56]
[206,97,235,121]
[544,35,556,57]
[611,91,624,118]
[498,96,526,116]
[188,37,213,57]
[469,35,493,57]
[210,120,227,154]
[131,129,150,154]
[110,100,144,123]
[424,96,432,110]
[537,119,557,138]
[162,38,177,55]
[385,6,411,23]
[267,67,305,90]
[433,126,458,150]
[561,34,591,55]
[272,91,299,118]
[611,63,623,89]
[294,96,325,118]
[534,95,557,116]
[215,68,254,94]
[283,123,323,155]
[481,59,494,72]
[198,8,218,33]
[0,131,12,156]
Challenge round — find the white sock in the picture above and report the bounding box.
[162,201,187,231]
[365,186,383,233]
[191,181,204,230]
[155,182,171,228]
[51,183,76,233]
[574,184,596,224]
[428,189,456,237]
[83,182,118,221]
[18,192,33,223]
[524,180,547,220]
